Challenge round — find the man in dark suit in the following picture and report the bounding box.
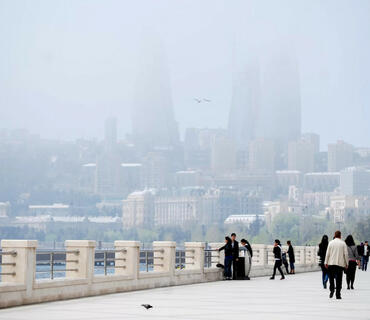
[231,233,239,279]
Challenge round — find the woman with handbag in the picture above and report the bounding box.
[345,235,361,290]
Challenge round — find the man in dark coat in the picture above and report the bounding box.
[230,233,239,279]
[287,240,295,274]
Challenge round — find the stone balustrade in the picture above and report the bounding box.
[0,240,319,308]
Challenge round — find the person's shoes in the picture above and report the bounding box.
[269,277,275,280]
[351,285,354,290]
[336,295,342,300]
[323,283,327,289]
[329,292,334,298]
[245,276,250,280]
[347,286,350,290]
[280,276,285,280]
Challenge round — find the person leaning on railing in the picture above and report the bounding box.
[218,236,233,280]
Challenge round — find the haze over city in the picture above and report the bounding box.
[1,0,370,147]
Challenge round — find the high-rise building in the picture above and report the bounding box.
[211,135,237,175]
[141,151,171,189]
[228,66,260,149]
[104,117,117,151]
[95,118,122,198]
[328,140,354,172]
[288,139,315,173]
[257,54,301,146]
[249,139,275,173]
[340,167,370,196]
[132,38,179,149]
[301,133,320,154]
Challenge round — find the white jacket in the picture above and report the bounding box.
[324,238,349,268]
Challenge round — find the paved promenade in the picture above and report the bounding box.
[1,270,369,320]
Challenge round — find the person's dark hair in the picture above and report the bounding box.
[320,235,329,247]
[365,241,369,244]
[241,238,247,244]
[345,235,355,247]
[231,233,236,237]
[334,230,341,238]
[225,236,231,243]
[287,240,291,245]
[274,239,280,245]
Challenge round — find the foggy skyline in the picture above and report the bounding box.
[1,0,370,148]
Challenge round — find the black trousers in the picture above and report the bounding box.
[232,258,238,279]
[346,260,357,287]
[328,265,344,297]
[272,260,284,278]
[283,260,289,274]
[236,257,246,279]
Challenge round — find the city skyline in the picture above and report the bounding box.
[1,1,370,147]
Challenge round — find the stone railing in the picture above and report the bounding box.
[0,240,319,308]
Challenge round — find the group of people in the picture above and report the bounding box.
[270,239,296,280]
[218,233,253,280]
[217,230,368,301]
[318,231,369,300]
[218,234,296,281]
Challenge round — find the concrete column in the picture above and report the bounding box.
[152,241,176,275]
[184,242,205,271]
[1,240,37,294]
[252,244,268,266]
[267,245,274,265]
[299,246,306,265]
[114,241,140,279]
[209,243,224,268]
[65,240,96,282]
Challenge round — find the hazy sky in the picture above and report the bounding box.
[1,0,369,148]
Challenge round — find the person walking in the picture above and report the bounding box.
[219,236,233,280]
[270,239,285,280]
[324,231,349,299]
[318,235,329,289]
[357,243,364,270]
[230,233,239,280]
[362,241,369,271]
[345,235,360,290]
[287,240,295,274]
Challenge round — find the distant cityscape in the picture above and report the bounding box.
[1,53,370,244]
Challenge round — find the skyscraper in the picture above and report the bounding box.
[257,54,301,146]
[132,37,179,149]
[228,52,301,165]
[228,64,260,149]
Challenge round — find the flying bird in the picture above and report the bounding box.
[203,98,211,102]
[141,304,153,310]
[194,98,202,103]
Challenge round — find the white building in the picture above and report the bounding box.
[122,190,155,229]
[328,195,370,223]
[28,203,69,216]
[224,214,265,226]
[154,197,199,226]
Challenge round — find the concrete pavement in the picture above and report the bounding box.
[1,270,369,320]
